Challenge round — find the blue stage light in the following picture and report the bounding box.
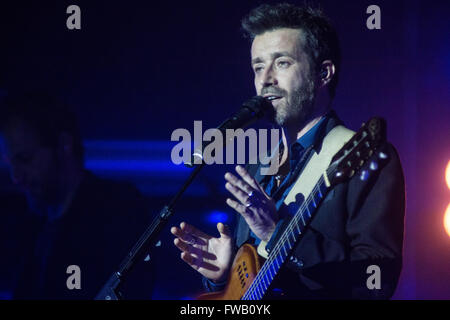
[206,210,229,224]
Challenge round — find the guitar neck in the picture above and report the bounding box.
[240,117,386,300]
[242,171,333,300]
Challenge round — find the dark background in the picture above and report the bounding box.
[0,0,449,299]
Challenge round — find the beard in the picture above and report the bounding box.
[262,77,316,127]
[275,78,316,127]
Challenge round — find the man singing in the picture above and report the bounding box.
[171,3,405,299]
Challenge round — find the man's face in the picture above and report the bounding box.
[2,118,59,205]
[251,28,316,127]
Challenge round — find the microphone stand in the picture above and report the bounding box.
[95,96,270,300]
[95,162,205,300]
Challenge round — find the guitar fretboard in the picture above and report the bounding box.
[239,118,383,300]
[242,170,333,300]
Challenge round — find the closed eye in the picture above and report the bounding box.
[277,60,291,68]
[253,64,264,74]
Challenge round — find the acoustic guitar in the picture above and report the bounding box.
[198,117,387,300]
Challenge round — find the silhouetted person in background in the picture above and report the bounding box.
[0,91,155,299]
[0,189,28,299]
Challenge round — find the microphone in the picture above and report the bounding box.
[186,96,273,167]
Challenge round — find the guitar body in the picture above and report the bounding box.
[197,244,262,300]
[197,118,387,301]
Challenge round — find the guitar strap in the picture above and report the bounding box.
[257,125,355,258]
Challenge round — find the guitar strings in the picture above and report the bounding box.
[243,181,320,300]
[243,180,322,299]
[243,169,335,300]
[243,132,374,299]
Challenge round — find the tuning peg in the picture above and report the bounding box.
[378,151,388,160]
[360,169,369,181]
[370,161,378,171]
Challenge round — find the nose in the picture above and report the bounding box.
[260,64,278,88]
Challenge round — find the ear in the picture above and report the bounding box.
[317,60,336,89]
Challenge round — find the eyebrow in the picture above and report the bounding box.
[251,51,295,65]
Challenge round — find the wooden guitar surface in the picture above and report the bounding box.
[197,244,261,300]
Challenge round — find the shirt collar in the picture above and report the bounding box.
[289,114,327,158]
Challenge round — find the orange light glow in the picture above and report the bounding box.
[446,160,450,190]
[446,161,450,237]
[445,203,450,238]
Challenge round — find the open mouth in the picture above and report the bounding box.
[264,95,282,101]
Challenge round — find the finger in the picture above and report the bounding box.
[217,222,231,240]
[236,165,271,198]
[171,225,207,246]
[170,226,186,241]
[225,172,253,195]
[170,225,192,243]
[180,222,211,240]
[225,181,250,205]
[170,226,182,237]
[173,222,207,240]
[226,198,252,220]
[181,252,220,272]
[236,165,261,191]
[180,251,200,270]
[173,237,190,252]
[174,238,216,260]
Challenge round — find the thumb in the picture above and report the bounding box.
[217,222,231,240]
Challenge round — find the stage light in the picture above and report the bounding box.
[445,203,450,238]
[446,160,450,189]
[445,161,450,237]
[206,210,229,224]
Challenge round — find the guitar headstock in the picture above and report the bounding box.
[327,117,387,186]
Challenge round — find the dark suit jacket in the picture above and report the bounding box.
[234,117,405,300]
[14,171,155,299]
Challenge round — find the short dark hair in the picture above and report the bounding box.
[0,91,84,162]
[241,3,341,98]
